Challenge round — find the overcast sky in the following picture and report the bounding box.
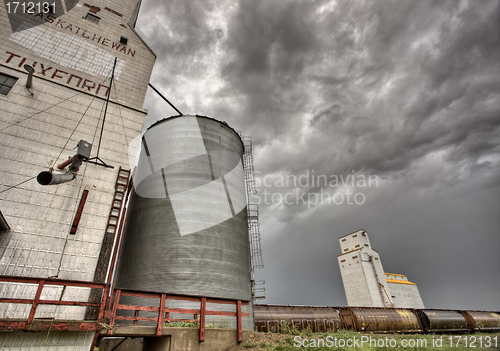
[135,0,500,311]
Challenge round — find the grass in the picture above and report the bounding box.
[237,330,500,351]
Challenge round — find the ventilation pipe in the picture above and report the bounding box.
[37,140,92,186]
[23,64,34,89]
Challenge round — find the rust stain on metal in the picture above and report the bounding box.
[340,307,420,333]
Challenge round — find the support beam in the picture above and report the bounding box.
[199,297,206,342]
[237,300,242,342]
[156,293,166,336]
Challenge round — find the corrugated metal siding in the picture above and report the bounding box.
[341,307,421,332]
[115,115,253,328]
[421,309,469,332]
[466,311,500,331]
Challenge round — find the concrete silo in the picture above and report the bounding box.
[114,114,253,328]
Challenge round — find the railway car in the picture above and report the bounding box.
[461,311,500,332]
[339,307,421,333]
[414,309,470,333]
[254,305,342,333]
[254,305,500,335]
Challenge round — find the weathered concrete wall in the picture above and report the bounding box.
[146,329,249,351]
[99,328,249,351]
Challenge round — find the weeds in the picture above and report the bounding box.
[164,320,199,328]
[284,335,294,344]
[302,325,313,337]
[216,316,232,329]
[242,341,258,349]
[238,331,499,350]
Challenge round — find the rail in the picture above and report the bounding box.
[0,275,249,349]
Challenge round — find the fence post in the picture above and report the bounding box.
[156,293,166,336]
[133,310,139,325]
[90,284,109,351]
[237,300,242,342]
[25,279,45,330]
[107,289,121,335]
[199,297,206,342]
[97,285,110,322]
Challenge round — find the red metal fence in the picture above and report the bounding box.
[0,275,249,349]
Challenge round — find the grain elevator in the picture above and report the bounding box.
[0,0,265,349]
[338,230,424,309]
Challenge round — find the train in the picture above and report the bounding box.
[254,305,500,334]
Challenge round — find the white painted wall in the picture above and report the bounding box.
[338,230,393,307]
[0,0,155,348]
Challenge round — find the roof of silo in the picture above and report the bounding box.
[147,114,244,148]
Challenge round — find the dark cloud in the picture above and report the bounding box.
[136,0,500,310]
[138,0,222,57]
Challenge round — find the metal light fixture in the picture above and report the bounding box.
[23,64,34,89]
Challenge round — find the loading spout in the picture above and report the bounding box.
[37,140,92,186]
[37,171,76,185]
[57,156,75,170]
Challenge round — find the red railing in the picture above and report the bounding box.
[0,275,109,332]
[0,275,249,349]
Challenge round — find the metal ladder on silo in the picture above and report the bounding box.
[105,167,131,236]
[86,167,131,320]
[241,136,266,303]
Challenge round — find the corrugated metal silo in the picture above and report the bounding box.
[114,115,252,328]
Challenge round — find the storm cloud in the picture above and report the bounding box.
[136,0,500,310]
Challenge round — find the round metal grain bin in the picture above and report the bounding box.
[115,115,252,328]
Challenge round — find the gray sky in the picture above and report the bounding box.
[136,0,500,311]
